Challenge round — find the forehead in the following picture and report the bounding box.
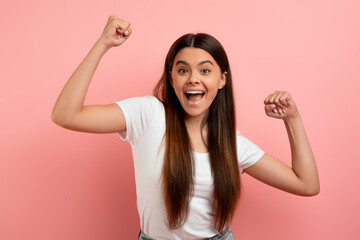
[174,47,217,66]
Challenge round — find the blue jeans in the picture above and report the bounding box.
[138,227,235,240]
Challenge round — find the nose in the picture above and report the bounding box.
[187,72,201,85]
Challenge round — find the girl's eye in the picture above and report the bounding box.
[178,68,188,74]
[201,69,210,74]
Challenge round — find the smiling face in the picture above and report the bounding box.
[170,47,227,120]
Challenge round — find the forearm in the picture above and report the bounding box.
[51,41,108,125]
[284,115,320,195]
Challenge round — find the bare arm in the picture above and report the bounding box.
[51,16,132,133]
[244,91,320,196]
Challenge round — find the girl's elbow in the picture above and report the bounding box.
[51,111,63,126]
[303,184,320,196]
[51,111,71,129]
[311,185,320,196]
[51,111,61,126]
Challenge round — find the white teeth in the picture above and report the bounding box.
[186,91,204,94]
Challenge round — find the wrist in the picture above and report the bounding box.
[284,113,302,125]
[93,39,111,54]
[283,113,301,123]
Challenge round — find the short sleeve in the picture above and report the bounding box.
[236,130,265,174]
[115,96,161,145]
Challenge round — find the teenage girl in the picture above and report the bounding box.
[52,16,320,240]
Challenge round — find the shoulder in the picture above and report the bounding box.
[235,129,265,172]
[115,96,165,144]
[115,95,163,112]
[235,129,262,149]
[235,130,250,145]
[115,95,162,106]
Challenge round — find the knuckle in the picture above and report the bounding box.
[110,20,118,27]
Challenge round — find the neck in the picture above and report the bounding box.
[184,112,208,132]
[184,112,209,153]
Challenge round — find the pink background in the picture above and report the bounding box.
[1,0,359,239]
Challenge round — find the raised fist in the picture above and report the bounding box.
[98,16,132,48]
[264,91,299,120]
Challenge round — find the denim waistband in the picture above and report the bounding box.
[206,226,235,240]
[138,229,156,240]
[138,226,235,240]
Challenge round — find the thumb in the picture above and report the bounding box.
[113,26,132,46]
[264,104,276,111]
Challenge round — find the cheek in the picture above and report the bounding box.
[171,76,185,89]
[171,81,184,98]
[205,77,222,90]
[207,90,219,101]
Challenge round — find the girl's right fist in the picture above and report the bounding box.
[98,16,132,49]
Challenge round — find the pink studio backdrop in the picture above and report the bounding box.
[1,0,359,239]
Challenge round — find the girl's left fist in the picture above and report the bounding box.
[264,91,299,120]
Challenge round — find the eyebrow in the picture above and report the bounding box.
[175,60,214,67]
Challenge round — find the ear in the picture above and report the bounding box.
[218,71,227,89]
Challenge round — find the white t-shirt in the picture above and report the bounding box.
[115,96,265,240]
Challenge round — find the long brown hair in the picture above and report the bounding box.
[153,33,240,232]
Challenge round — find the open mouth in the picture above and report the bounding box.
[185,90,205,103]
